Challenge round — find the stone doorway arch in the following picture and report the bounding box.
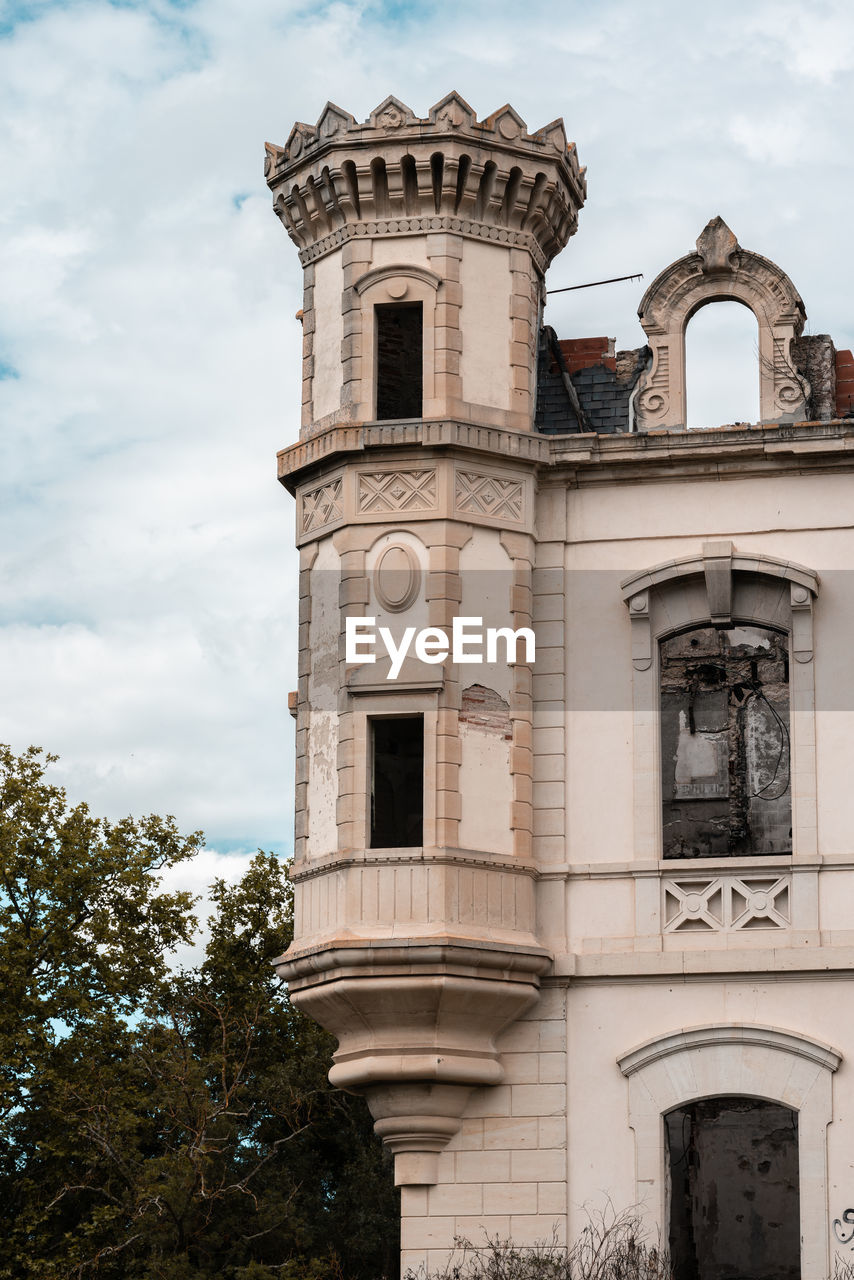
[634,217,810,430]
[617,1023,841,1277]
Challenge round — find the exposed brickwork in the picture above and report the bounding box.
[460,684,512,738]
[836,348,854,417]
[559,335,615,374]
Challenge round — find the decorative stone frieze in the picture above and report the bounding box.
[455,469,525,522]
[357,468,438,514]
[291,446,535,545]
[300,474,343,535]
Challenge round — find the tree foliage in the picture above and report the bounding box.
[0,746,399,1280]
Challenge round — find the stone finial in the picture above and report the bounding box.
[265,91,586,271]
[696,216,739,274]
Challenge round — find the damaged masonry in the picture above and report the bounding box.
[267,92,854,1279]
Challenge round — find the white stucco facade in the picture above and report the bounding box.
[269,93,854,1279]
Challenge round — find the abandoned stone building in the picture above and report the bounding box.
[267,93,854,1279]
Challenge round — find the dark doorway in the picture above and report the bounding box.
[375,302,423,419]
[666,1097,799,1280]
[370,716,424,848]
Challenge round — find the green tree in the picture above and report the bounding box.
[0,746,399,1280]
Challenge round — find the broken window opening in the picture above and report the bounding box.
[369,715,424,848]
[375,302,423,420]
[685,300,760,428]
[666,1097,799,1280]
[660,624,791,858]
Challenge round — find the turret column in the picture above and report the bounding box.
[268,92,586,1185]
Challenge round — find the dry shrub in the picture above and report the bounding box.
[403,1205,671,1280]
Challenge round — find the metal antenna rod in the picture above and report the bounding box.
[547,273,643,295]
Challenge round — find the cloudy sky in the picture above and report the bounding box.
[2,0,853,902]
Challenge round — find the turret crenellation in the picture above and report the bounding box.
[265,91,586,272]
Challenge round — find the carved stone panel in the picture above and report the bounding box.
[663,873,790,933]
[455,469,524,523]
[357,469,437,514]
[300,476,343,535]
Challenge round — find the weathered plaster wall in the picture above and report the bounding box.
[370,234,432,270]
[306,535,340,859]
[460,240,513,411]
[311,250,345,421]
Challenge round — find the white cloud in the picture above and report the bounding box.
[159,844,265,970]
[2,0,854,873]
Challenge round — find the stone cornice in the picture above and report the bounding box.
[546,419,854,484]
[278,417,854,492]
[296,214,551,272]
[276,935,552,986]
[277,418,549,491]
[266,91,586,270]
[290,846,539,884]
[560,944,854,981]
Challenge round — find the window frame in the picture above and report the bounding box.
[347,690,439,854]
[353,264,442,424]
[621,544,819,939]
[658,621,793,860]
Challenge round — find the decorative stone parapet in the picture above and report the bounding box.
[265,92,586,274]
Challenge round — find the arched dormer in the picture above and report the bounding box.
[634,217,810,430]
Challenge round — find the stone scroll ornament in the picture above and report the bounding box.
[834,1210,854,1249]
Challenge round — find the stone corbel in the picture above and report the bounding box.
[627,592,652,671]
[790,583,814,663]
[703,540,733,628]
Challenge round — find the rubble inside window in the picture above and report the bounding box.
[660,625,791,859]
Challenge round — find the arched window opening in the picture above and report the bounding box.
[660,624,791,859]
[685,301,760,428]
[666,1097,799,1280]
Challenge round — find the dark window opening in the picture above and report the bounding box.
[666,1097,799,1280]
[660,625,791,858]
[376,303,423,420]
[370,716,423,848]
